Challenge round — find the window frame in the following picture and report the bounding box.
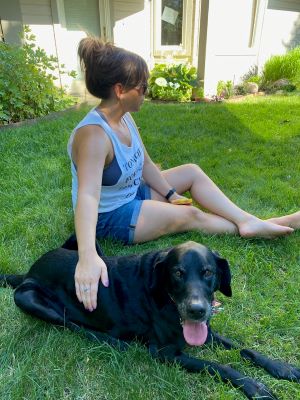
[152,0,194,57]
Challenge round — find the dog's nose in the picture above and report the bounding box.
[187,302,206,319]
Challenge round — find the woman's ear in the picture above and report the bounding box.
[113,83,125,99]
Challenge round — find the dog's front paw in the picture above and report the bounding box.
[241,349,300,382]
[265,360,300,382]
[242,378,278,400]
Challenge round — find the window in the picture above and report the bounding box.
[161,0,183,46]
[153,0,194,56]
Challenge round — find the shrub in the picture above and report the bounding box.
[148,63,197,102]
[261,46,300,89]
[234,84,248,96]
[216,80,234,99]
[241,65,262,85]
[0,26,76,124]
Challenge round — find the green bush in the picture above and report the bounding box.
[241,65,262,85]
[148,63,197,102]
[216,80,234,98]
[261,46,300,88]
[0,26,76,124]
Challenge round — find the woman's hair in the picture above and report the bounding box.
[78,37,149,99]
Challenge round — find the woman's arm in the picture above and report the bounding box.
[72,125,111,311]
[142,151,175,198]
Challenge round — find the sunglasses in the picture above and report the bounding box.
[135,83,148,95]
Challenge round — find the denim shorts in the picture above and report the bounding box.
[96,181,151,244]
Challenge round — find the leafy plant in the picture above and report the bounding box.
[216,80,234,99]
[241,65,261,84]
[192,86,205,100]
[148,63,197,102]
[234,84,248,96]
[261,46,300,89]
[0,26,77,124]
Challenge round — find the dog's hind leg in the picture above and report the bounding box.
[14,283,75,327]
[14,282,128,350]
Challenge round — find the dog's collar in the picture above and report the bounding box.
[212,304,224,315]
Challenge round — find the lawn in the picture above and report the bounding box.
[0,95,299,399]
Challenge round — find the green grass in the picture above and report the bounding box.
[0,95,300,399]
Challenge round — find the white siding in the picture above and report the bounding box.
[20,0,52,24]
[203,0,300,95]
[20,0,58,62]
[268,0,300,12]
[258,5,300,68]
[113,0,144,20]
[204,0,259,95]
[64,0,100,36]
[112,0,151,63]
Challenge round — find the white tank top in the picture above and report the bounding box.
[67,108,144,213]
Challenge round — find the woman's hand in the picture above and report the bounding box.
[169,192,193,205]
[74,253,109,312]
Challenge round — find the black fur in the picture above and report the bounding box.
[1,238,299,399]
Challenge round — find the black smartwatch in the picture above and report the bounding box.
[165,188,176,201]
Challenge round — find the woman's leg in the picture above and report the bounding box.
[149,164,293,239]
[133,200,238,243]
[267,211,300,229]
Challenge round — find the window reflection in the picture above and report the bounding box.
[161,0,183,46]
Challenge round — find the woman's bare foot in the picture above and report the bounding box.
[267,211,300,230]
[238,217,293,239]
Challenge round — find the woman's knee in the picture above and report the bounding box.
[183,163,205,179]
[177,205,204,230]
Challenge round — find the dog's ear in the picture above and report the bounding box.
[213,251,232,297]
[150,250,170,308]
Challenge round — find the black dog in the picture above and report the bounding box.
[1,237,299,399]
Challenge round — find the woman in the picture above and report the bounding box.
[68,37,299,312]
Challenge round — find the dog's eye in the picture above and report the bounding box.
[204,269,213,278]
[175,270,182,278]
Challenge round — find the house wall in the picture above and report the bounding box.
[50,0,91,96]
[20,0,58,60]
[204,0,300,95]
[258,5,300,68]
[17,0,97,96]
[0,0,23,44]
[112,0,152,65]
[203,0,262,95]
[3,0,300,97]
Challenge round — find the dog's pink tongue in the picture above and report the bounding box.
[183,321,208,346]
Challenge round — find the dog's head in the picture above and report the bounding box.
[151,241,232,346]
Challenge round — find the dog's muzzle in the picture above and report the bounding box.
[171,296,211,347]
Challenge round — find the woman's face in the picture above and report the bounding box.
[122,83,148,112]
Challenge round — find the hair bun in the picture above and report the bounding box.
[77,36,148,100]
[78,37,112,70]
